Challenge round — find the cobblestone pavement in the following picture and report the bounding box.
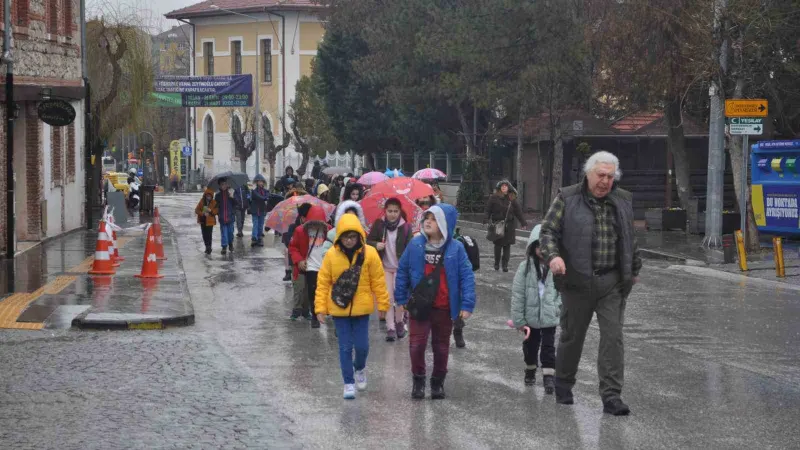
[1,193,799,449]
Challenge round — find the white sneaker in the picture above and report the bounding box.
[343,384,356,399]
[355,369,367,391]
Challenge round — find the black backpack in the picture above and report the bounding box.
[454,228,480,271]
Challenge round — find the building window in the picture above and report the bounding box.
[52,126,63,185]
[48,0,59,35]
[205,116,214,156]
[232,41,242,75]
[204,42,214,75]
[261,39,272,83]
[15,0,30,27]
[67,123,76,180]
[63,0,73,37]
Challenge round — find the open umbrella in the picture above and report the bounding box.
[207,171,249,190]
[322,166,351,176]
[357,171,389,186]
[384,168,404,178]
[360,193,424,234]
[412,168,447,180]
[369,177,435,201]
[265,195,336,233]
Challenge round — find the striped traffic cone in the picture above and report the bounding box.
[88,221,116,275]
[112,230,125,261]
[153,207,166,260]
[135,224,164,279]
[106,212,125,262]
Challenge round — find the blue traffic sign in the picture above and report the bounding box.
[182,146,192,156]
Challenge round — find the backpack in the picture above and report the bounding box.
[331,251,365,309]
[454,228,480,271]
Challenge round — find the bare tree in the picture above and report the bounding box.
[263,115,293,188]
[226,108,257,173]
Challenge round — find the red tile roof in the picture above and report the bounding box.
[166,0,322,19]
[611,112,663,133]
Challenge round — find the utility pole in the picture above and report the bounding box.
[703,0,728,248]
[4,0,15,259]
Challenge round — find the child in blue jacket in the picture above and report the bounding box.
[214,177,239,255]
[395,203,476,400]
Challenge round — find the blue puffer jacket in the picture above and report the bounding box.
[395,204,476,320]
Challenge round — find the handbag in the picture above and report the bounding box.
[486,201,512,242]
[331,251,365,309]
[407,248,446,321]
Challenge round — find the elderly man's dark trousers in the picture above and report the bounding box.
[555,272,626,401]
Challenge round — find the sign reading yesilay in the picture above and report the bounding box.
[153,75,253,107]
[729,117,764,135]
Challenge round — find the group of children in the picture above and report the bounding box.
[196,176,562,401]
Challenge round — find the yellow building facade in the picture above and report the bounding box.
[166,2,325,179]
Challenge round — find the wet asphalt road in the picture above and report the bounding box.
[2,192,800,449]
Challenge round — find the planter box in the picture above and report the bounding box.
[646,208,687,231]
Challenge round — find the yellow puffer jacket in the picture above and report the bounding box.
[315,214,390,317]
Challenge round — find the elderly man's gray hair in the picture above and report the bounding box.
[583,151,622,180]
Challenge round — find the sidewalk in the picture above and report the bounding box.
[456,218,800,286]
[0,211,194,330]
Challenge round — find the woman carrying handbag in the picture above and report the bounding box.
[485,180,527,272]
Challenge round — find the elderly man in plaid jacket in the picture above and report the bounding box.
[539,150,642,417]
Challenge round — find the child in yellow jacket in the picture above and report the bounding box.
[315,213,390,399]
[195,188,218,254]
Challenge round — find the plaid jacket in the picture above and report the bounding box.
[540,189,642,277]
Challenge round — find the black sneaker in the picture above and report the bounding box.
[454,332,466,348]
[603,398,631,416]
[237,232,244,237]
[205,246,212,255]
[524,369,536,386]
[311,318,321,329]
[430,376,446,400]
[221,247,227,255]
[555,386,574,405]
[282,271,292,282]
[542,375,555,394]
[289,309,301,321]
[411,375,426,400]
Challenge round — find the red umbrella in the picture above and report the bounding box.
[368,177,435,201]
[360,193,424,234]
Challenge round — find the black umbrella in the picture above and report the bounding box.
[207,171,250,190]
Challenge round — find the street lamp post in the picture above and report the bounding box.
[139,131,157,184]
[210,5,262,177]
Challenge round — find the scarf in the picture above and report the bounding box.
[340,240,363,264]
[384,217,404,232]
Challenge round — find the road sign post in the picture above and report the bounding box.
[725,100,768,249]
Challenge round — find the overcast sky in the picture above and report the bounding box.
[89,0,200,32]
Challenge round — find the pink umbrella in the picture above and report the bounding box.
[357,171,389,186]
[265,195,336,233]
[412,168,447,180]
[369,177,435,201]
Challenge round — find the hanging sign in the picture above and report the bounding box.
[37,99,76,126]
[153,75,253,107]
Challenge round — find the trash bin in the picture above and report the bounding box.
[140,185,156,215]
[722,234,736,264]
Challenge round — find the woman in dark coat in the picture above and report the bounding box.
[485,180,527,272]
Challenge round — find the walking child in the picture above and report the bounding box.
[195,188,218,254]
[234,183,251,237]
[289,205,332,329]
[249,174,269,247]
[315,213,390,399]
[395,204,476,400]
[214,178,239,255]
[285,203,313,319]
[366,197,413,341]
[510,224,562,394]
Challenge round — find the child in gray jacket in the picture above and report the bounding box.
[510,224,562,394]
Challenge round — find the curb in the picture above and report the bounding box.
[69,215,196,331]
[71,313,196,330]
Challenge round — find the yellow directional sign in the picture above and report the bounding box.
[725,99,768,117]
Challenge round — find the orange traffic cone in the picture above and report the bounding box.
[153,207,167,260]
[89,221,116,275]
[112,230,125,262]
[107,229,121,268]
[135,224,164,279]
